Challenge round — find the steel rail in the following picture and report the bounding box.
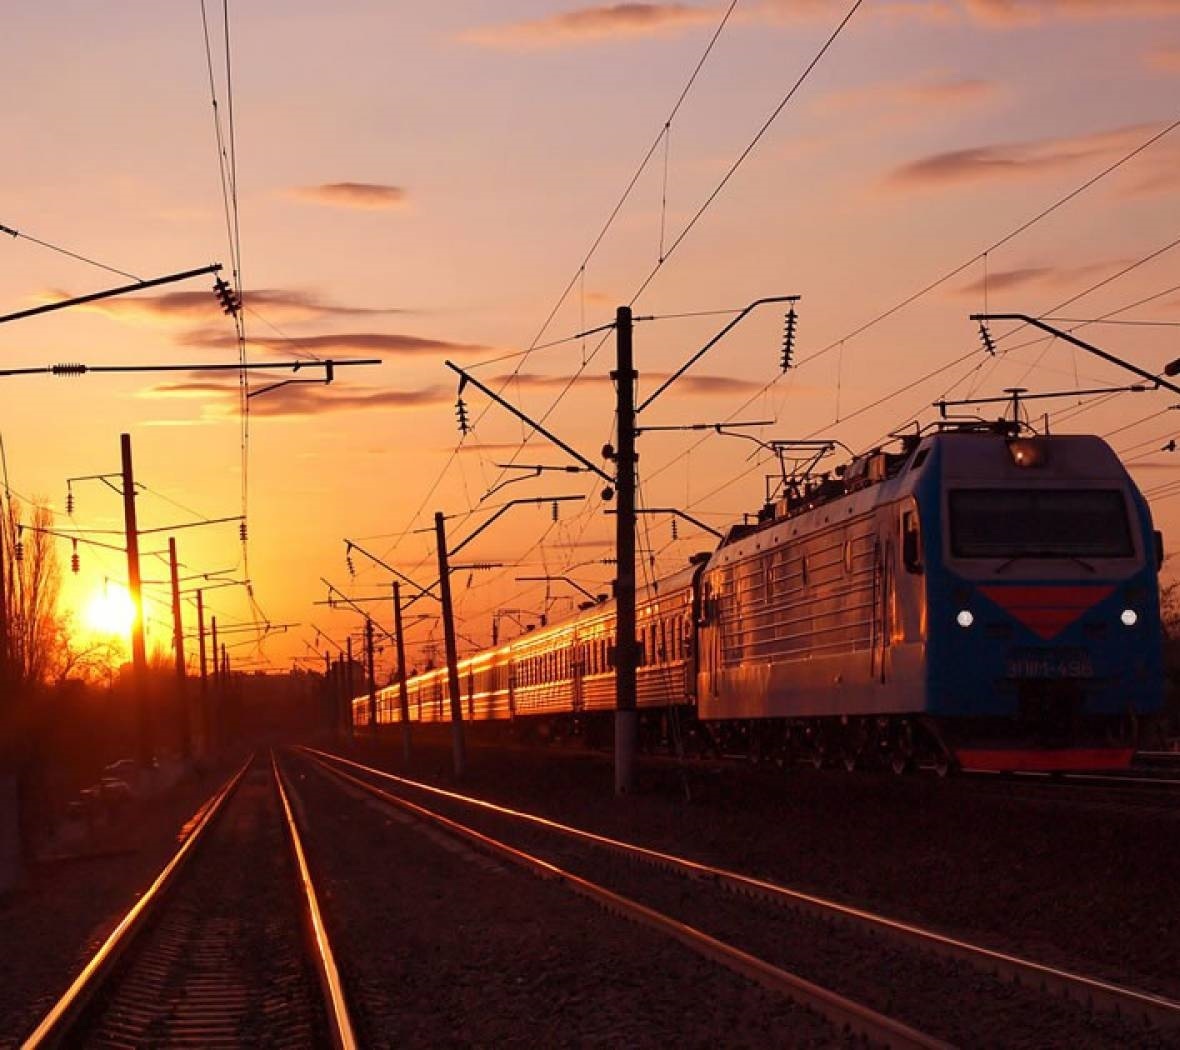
[965,768,1180,791]
[303,746,1180,1033]
[21,757,254,1049]
[298,748,947,1050]
[272,752,358,1050]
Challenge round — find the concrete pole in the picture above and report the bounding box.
[393,582,411,762]
[613,307,638,795]
[196,590,208,756]
[434,511,466,779]
[168,537,191,760]
[120,434,151,771]
[366,617,377,737]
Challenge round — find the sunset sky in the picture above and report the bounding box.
[4,0,1180,678]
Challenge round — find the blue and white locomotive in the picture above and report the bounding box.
[357,422,1164,773]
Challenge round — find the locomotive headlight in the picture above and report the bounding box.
[956,609,974,628]
[1120,608,1138,627]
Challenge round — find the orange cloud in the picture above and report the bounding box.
[815,74,997,121]
[1146,44,1180,71]
[59,287,404,326]
[463,3,720,47]
[883,122,1163,190]
[288,183,408,210]
[493,371,768,396]
[145,379,448,418]
[963,0,1180,24]
[185,329,491,359]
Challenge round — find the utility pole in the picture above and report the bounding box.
[196,590,208,755]
[0,506,9,696]
[168,538,191,760]
[434,511,466,778]
[366,617,377,736]
[393,581,411,762]
[323,650,332,732]
[613,306,638,795]
[345,636,354,737]
[210,615,220,750]
[120,434,151,772]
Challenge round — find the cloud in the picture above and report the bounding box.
[453,442,531,455]
[1146,45,1180,71]
[144,379,449,418]
[962,0,1180,25]
[287,183,408,210]
[463,3,720,47]
[956,267,1054,296]
[59,287,405,326]
[184,329,492,359]
[813,74,998,125]
[492,371,768,395]
[954,259,1133,296]
[883,121,1162,190]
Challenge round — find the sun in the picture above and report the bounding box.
[84,584,136,637]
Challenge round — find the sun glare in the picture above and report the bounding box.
[84,585,136,637]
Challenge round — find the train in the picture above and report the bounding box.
[354,420,1165,774]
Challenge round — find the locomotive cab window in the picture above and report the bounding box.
[901,509,922,574]
[949,489,1134,559]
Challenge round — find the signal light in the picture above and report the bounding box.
[455,397,470,435]
[213,276,241,316]
[978,321,996,356]
[781,307,797,371]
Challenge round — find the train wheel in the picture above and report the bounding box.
[931,750,956,778]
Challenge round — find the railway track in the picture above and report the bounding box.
[21,753,356,1049]
[299,745,1180,1049]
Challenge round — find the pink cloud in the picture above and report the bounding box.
[1146,44,1180,71]
[884,121,1164,190]
[963,0,1180,24]
[288,183,408,210]
[463,4,720,47]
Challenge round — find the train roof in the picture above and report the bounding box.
[714,423,1132,553]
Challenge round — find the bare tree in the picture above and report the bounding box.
[2,500,64,691]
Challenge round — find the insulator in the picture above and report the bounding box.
[71,549,80,575]
[347,554,356,577]
[13,540,23,562]
[65,491,74,515]
[780,307,797,372]
[239,520,247,542]
[978,321,997,356]
[213,276,241,316]
[455,397,470,435]
[671,518,679,540]
[51,362,87,376]
[551,500,558,522]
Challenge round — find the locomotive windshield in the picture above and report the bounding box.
[949,489,1134,559]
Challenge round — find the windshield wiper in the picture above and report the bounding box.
[994,551,1096,575]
